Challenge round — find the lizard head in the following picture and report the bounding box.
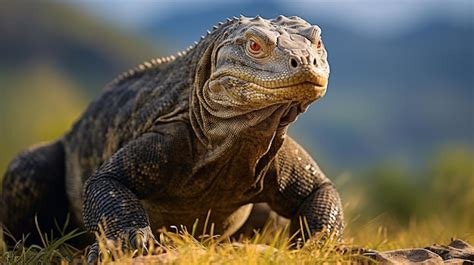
[199,15,329,126]
[191,15,329,146]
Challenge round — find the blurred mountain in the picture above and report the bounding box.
[0,2,161,173]
[0,2,160,93]
[0,1,472,175]
[141,3,474,171]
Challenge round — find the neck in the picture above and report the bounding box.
[190,78,292,169]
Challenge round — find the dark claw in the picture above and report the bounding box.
[127,227,159,255]
[86,242,99,265]
[141,241,149,254]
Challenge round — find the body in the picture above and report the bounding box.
[1,16,343,260]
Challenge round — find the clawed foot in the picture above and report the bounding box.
[86,226,160,264]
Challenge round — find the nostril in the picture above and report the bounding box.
[313,58,317,66]
[290,58,298,68]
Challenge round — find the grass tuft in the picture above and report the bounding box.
[1,215,85,264]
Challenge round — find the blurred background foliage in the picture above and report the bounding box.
[0,0,472,242]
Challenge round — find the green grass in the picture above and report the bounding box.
[0,216,85,264]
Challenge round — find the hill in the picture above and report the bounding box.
[140,2,474,171]
[0,2,162,174]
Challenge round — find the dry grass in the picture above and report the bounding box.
[89,223,362,265]
[0,217,365,264]
[1,213,471,265]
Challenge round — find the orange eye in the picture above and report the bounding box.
[249,40,261,53]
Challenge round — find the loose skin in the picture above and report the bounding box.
[1,15,344,261]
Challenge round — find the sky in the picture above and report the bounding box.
[73,0,473,37]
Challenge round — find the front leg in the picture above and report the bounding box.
[290,183,343,242]
[264,137,344,243]
[83,176,154,261]
[82,131,188,262]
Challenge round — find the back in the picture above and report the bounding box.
[62,56,194,222]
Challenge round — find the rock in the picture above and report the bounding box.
[131,252,178,264]
[373,248,444,264]
[361,240,474,264]
[230,242,279,255]
[443,258,471,264]
[425,239,474,262]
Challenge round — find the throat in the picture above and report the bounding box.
[279,104,299,127]
[279,102,308,128]
[190,96,291,172]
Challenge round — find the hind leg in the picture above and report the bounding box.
[1,140,71,245]
[234,203,289,238]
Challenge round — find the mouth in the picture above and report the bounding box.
[212,68,328,91]
[214,74,327,104]
[278,72,328,89]
[276,80,327,91]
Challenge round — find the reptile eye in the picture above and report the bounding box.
[316,40,322,49]
[249,40,261,53]
[246,38,267,59]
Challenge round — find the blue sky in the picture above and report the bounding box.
[74,0,472,37]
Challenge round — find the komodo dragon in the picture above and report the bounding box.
[1,15,344,262]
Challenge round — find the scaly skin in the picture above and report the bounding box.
[1,15,343,262]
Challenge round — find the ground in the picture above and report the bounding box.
[1,213,472,264]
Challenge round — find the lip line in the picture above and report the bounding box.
[249,80,327,91]
[279,80,326,89]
